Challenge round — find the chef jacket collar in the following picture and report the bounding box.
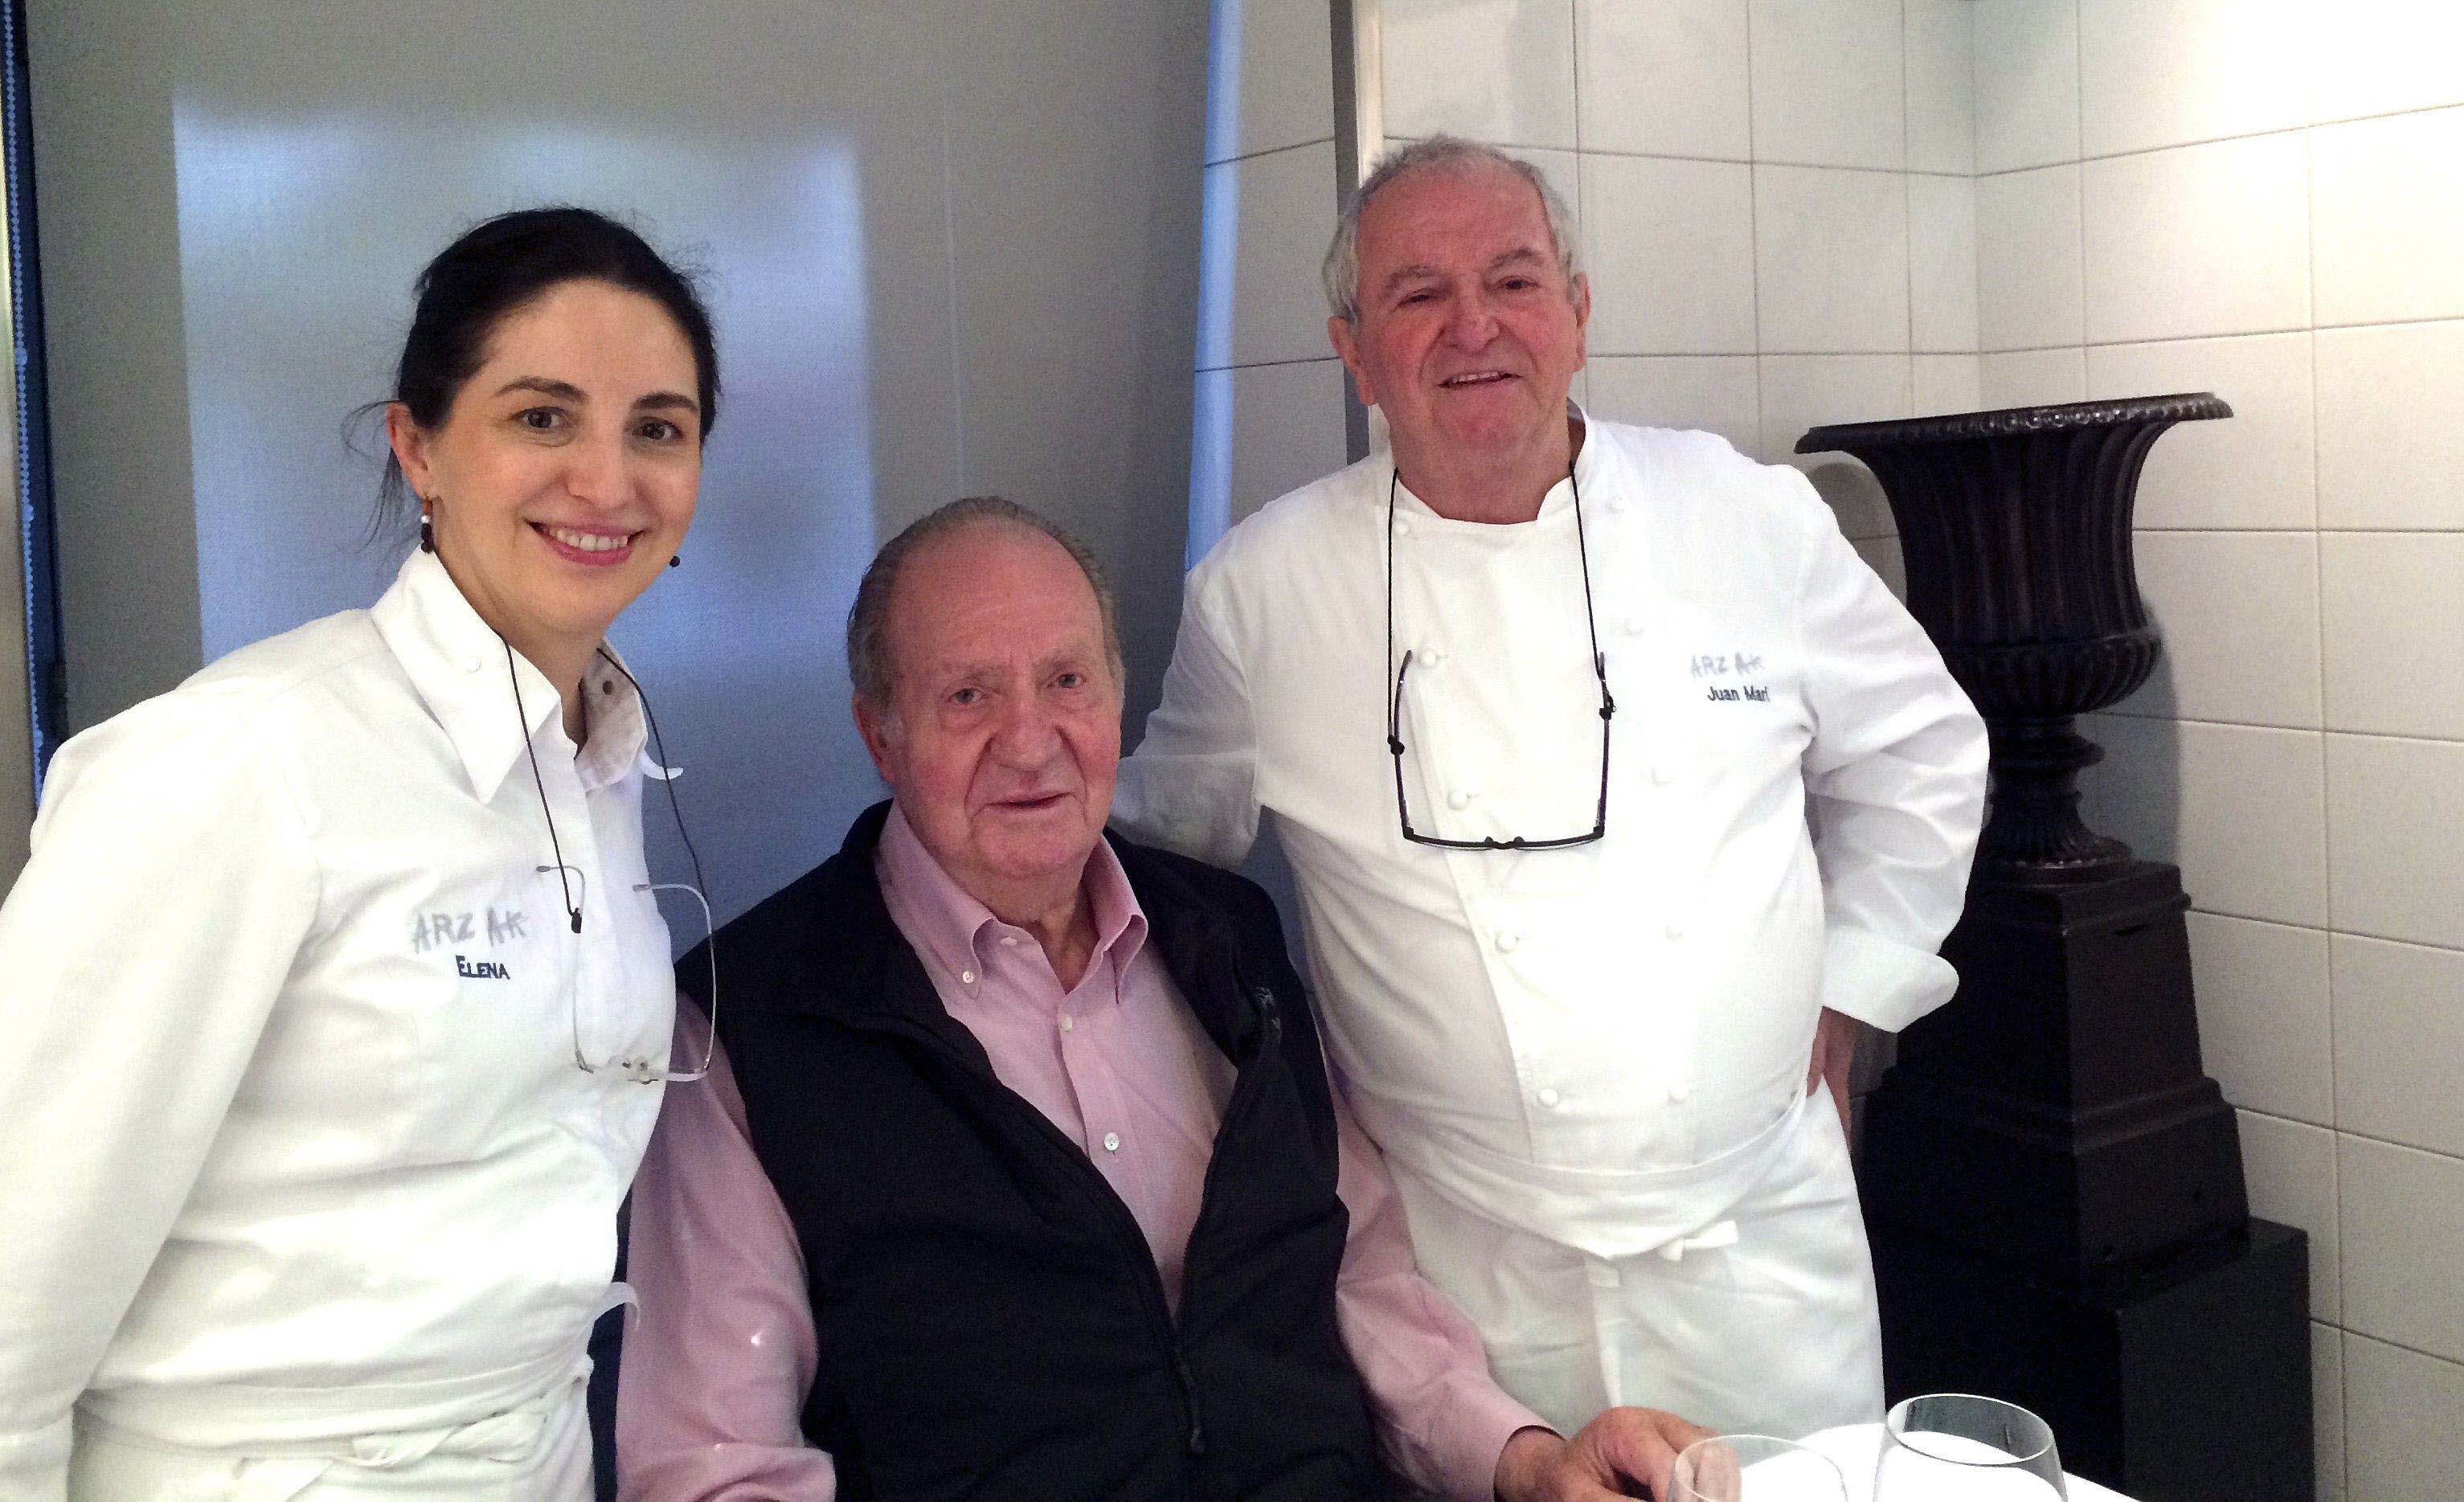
[1387,401,1608,528]
[369,548,650,804]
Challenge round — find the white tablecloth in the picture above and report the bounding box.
[1793,1424,2135,1501]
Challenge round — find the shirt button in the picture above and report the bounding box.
[1668,1081,1693,1103]
[1664,922,1686,941]
[1102,1132,1121,1152]
[1538,1087,1561,1108]
[1623,617,1647,636]
[1495,931,1521,954]
[1059,1014,1074,1033]
[461,656,485,673]
[1423,649,1447,668]
[1394,518,1413,537]
[1447,789,1471,811]
[1652,763,1675,787]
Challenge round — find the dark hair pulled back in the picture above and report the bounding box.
[375,206,720,532]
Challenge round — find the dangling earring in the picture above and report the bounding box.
[420,510,436,554]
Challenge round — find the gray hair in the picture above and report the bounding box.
[846,495,1124,712]
[1322,136,1583,326]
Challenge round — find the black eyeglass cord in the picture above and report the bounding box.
[1384,458,1618,850]
[501,640,710,935]
[505,641,584,934]
[594,646,713,908]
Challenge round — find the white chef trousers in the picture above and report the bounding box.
[63,1366,592,1502]
[1387,1083,1885,1443]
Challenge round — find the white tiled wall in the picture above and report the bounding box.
[1977,5,2464,1496]
[1191,0,1348,547]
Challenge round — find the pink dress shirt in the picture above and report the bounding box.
[616,804,1545,1500]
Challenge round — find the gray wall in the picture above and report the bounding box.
[24,0,1205,921]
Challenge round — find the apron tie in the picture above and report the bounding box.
[216,1353,594,1501]
[1652,1218,1740,1263]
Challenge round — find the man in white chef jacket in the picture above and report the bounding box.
[1111,137,1989,1441]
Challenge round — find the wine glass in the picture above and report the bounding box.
[1669,1434,1850,1502]
[1875,1394,2067,1499]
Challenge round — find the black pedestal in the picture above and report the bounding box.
[1858,861,2311,1500]
[1864,863,2249,1276]
[1871,1217,2313,1502]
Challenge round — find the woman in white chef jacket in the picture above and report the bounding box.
[0,207,719,1500]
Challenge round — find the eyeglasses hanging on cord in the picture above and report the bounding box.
[502,640,719,1083]
[1382,462,1616,852]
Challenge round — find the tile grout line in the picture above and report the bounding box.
[2171,911,2464,960]
[2102,710,2464,747]
[1203,135,1339,170]
[1975,309,2464,354]
[2069,0,2088,354]
[2306,124,2339,1414]
[1566,0,1586,430]
[1742,0,1764,455]
[2339,1318,2464,1377]
[1204,354,1346,374]
[2234,1117,2464,1194]
[1901,0,1918,379]
[1971,96,2464,178]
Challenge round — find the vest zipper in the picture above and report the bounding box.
[862,1012,1201,1458]
[1185,977,1282,1245]
[1169,975,1284,1460]
[1173,1353,1209,1455]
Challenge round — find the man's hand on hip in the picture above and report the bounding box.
[1805,1005,1858,1141]
[1494,1409,1717,1501]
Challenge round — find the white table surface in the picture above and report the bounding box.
[1788,1424,2135,1502]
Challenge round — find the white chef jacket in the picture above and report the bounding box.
[1113,415,1987,1434]
[0,549,676,1500]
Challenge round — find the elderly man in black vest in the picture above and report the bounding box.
[614,497,1709,1502]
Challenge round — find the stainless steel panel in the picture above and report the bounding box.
[27,0,1202,920]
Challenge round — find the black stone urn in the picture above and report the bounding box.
[1799,396,2315,1502]
[1799,393,2230,882]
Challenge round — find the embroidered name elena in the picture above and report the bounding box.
[455,955,513,980]
[1706,684,1770,703]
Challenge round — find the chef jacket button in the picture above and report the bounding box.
[1664,922,1686,941]
[1102,1132,1121,1152]
[1394,518,1413,537]
[1495,931,1521,955]
[1423,649,1447,668]
[1447,789,1471,811]
[1623,616,1646,636]
[1059,1014,1074,1033]
[462,656,485,673]
[1538,1087,1561,1108]
[1652,763,1675,787]
[1668,1081,1692,1103]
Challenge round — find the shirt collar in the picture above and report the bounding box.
[875,800,1150,992]
[367,549,650,802]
